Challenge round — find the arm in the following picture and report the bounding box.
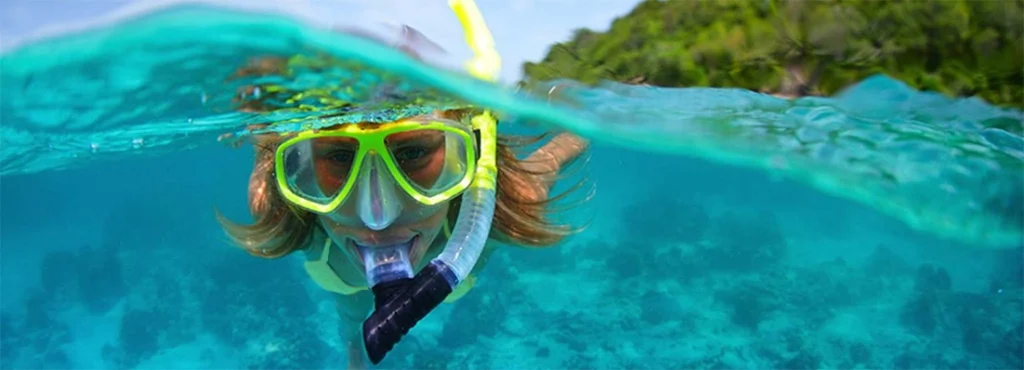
[523,132,589,184]
[335,291,374,370]
[509,132,589,203]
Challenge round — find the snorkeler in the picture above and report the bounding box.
[216,0,589,367]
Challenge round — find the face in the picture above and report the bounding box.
[306,128,453,272]
[319,198,450,273]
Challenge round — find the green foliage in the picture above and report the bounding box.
[521,0,1023,108]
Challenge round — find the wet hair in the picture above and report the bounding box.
[215,108,589,258]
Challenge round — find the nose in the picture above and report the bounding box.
[356,156,403,230]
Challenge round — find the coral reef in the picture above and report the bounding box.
[0,290,74,369]
[3,190,1021,369]
[39,245,127,315]
[620,194,710,245]
[197,254,317,347]
[240,324,332,370]
[105,309,168,368]
[703,210,787,271]
[102,254,197,368]
[435,194,1022,369]
[1,242,129,369]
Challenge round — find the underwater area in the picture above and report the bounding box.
[1,1,1022,369]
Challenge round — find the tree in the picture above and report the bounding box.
[521,0,1024,108]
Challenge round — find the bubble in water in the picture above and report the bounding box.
[132,138,144,149]
[90,143,99,153]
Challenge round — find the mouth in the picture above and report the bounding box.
[349,235,419,264]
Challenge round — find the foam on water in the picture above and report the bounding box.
[1,4,1021,247]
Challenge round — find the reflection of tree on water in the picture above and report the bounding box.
[521,0,1023,109]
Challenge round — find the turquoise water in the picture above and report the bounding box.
[1,4,1022,369]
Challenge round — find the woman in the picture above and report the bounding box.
[216,53,590,368]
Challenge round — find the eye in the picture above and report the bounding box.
[394,146,427,163]
[325,150,355,164]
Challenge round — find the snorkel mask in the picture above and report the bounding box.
[272,0,501,364]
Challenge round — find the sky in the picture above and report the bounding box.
[0,0,642,83]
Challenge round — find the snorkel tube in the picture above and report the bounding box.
[362,0,502,365]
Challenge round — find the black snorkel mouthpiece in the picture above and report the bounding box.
[369,277,412,310]
[363,260,457,365]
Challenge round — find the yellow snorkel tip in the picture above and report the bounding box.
[448,0,499,189]
[448,0,501,82]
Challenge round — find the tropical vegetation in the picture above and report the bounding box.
[520,0,1023,108]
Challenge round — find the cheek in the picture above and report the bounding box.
[409,203,450,264]
[413,202,447,228]
[318,215,358,240]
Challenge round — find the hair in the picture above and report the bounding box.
[215,108,590,258]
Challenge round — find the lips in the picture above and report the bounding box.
[349,235,418,262]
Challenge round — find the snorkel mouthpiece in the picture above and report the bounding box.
[359,241,415,287]
[362,0,502,364]
[359,240,417,312]
[363,260,457,363]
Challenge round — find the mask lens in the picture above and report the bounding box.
[385,128,470,198]
[280,136,360,206]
